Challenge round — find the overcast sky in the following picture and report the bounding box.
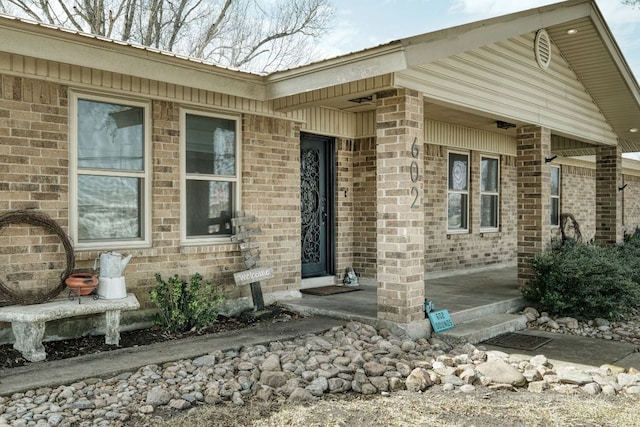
[321,0,640,81]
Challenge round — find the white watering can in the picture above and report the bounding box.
[96,252,132,278]
[95,252,132,299]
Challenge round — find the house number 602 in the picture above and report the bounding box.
[410,137,420,208]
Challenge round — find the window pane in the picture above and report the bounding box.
[186,180,233,236]
[448,193,468,230]
[186,114,236,176]
[481,194,498,228]
[77,175,141,240]
[449,153,468,191]
[481,158,498,192]
[551,198,560,226]
[550,167,560,196]
[77,99,144,171]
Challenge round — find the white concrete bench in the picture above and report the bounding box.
[0,294,140,362]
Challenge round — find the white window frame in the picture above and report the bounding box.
[550,165,561,227]
[69,91,152,250]
[180,108,242,245]
[447,151,470,233]
[480,155,500,232]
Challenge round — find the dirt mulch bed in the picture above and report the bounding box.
[0,304,300,370]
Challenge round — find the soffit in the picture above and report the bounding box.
[546,16,640,153]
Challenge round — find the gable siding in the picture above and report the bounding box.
[288,107,356,138]
[396,33,617,147]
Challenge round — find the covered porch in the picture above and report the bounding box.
[286,266,524,340]
[271,1,640,338]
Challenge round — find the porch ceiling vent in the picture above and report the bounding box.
[534,29,552,70]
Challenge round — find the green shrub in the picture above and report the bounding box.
[620,228,640,285]
[150,273,225,333]
[522,242,640,320]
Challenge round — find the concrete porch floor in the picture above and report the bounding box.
[285,266,523,326]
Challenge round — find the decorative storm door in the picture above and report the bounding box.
[300,133,335,278]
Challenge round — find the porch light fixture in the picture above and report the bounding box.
[545,155,558,163]
[495,120,516,130]
[348,95,373,104]
[630,128,639,133]
[566,28,578,35]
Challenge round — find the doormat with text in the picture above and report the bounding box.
[301,286,362,296]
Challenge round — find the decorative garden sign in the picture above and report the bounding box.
[428,309,455,333]
[231,213,273,310]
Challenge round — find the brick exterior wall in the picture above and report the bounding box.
[595,145,623,244]
[2,71,638,332]
[623,174,640,234]
[423,145,517,272]
[72,100,245,310]
[241,114,302,294]
[0,75,70,299]
[351,137,377,279]
[0,74,301,316]
[375,89,425,324]
[558,165,596,242]
[516,126,551,287]
[336,138,355,282]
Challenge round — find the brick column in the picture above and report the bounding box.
[516,126,551,287]
[595,145,623,245]
[375,89,425,335]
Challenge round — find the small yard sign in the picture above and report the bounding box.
[233,267,274,286]
[231,212,272,311]
[428,309,455,333]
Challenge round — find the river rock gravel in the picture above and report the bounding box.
[1,320,639,426]
[523,306,640,345]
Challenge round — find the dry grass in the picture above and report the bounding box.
[154,389,640,427]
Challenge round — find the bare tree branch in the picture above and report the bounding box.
[121,0,136,40]
[189,0,232,58]
[0,0,334,72]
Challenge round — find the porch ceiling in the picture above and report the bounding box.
[546,16,640,154]
[424,102,600,158]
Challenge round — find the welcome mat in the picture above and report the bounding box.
[482,332,552,351]
[300,286,362,296]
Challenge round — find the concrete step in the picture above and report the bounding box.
[440,313,527,344]
[449,297,525,325]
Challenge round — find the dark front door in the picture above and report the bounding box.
[300,133,335,278]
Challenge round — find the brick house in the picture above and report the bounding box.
[1,0,639,339]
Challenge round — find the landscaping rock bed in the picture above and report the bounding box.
[1,320,639,426]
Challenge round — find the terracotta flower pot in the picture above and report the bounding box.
[66,273,98,296]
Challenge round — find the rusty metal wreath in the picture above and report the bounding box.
[0,209,75,304]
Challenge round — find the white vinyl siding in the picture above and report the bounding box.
[396,33,618,148]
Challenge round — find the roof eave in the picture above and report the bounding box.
[264,44,407,99]
[0,15,266,100]
[265,0,597,101]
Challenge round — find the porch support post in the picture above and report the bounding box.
[516,126,551,288]
[595,145,623,245]
[375,88,427,339]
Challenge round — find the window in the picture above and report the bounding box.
[70,92,151,248]
[480,156,499,230]
[550,166,560,227]
[181,110,240,242]
[447,152,469,232]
